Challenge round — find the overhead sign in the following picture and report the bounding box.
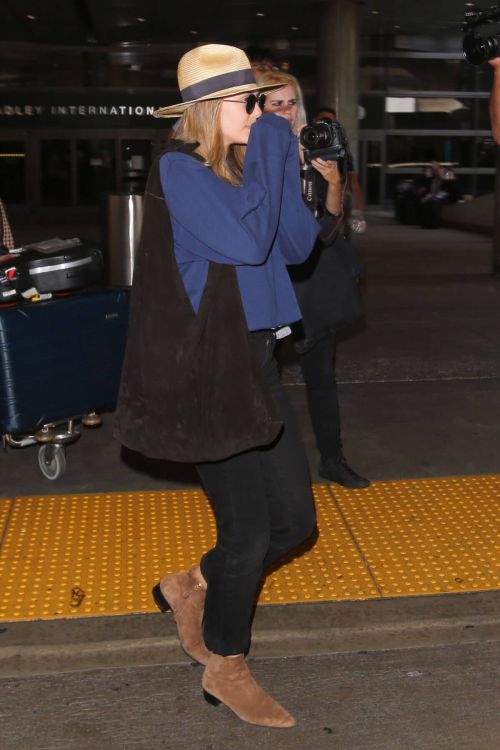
[0,92,171,127]
[0,104,156,117]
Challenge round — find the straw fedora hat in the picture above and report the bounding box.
[153,44,281,118]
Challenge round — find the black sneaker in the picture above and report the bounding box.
[318,457,371,489]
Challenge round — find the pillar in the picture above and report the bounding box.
[494,147,500,273]
[317,0,361,163]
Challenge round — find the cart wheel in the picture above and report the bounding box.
[38,444,66,480]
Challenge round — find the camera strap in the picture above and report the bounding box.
[301,164,318,210]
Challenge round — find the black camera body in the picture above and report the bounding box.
[463,3,500,65]
[300,118,346,164]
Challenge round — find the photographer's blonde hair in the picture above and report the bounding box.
[174,99,245,185]
[256,70,307,134]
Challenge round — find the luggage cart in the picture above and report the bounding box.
[3,412,103,480]
[0,290,129,480]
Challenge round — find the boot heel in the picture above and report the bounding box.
[152,583,171,613]
[203,690,221,707]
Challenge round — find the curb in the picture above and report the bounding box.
[1,591,500,677]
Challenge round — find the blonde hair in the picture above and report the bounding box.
[257,71,307,134]
[174,99,244,185]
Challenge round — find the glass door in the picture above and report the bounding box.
[0,139,27,206]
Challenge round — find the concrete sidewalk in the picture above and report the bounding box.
[2,590,500,748]
[2,639,500,749]
[353,213,494,276]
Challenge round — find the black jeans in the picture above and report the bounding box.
[196,331,316,656]
[297,331,342,464]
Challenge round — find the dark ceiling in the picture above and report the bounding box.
[0,0,318,47]
[0,0,471,44]
[0,0,470,45]
[0,0,473,90]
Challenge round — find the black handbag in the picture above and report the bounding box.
[290,231,364,352]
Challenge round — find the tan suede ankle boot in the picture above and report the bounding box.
[202,653,296,728]
[152,565,211,665]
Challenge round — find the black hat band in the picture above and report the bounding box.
[181,69,256,102]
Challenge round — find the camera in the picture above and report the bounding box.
[463,3,500,65]
[300,118,346,164]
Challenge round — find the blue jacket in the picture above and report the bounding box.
[160,113,319,331]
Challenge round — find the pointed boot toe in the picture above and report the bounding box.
[202,654,296,728]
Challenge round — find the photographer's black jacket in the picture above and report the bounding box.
[290,171,364,350]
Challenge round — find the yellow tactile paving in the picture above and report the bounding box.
[333,475,500,597]
[0,486,377,621]
[260,484,379,604]
[0,476,499,621]
[0,498,12,543]
[0,489,215,620]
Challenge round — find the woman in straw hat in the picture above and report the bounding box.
[116,45,320,728]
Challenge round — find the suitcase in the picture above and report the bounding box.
[22,237,104,293]
[0,289,129,435]
[0,238,104,302]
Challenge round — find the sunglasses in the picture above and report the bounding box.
[222,93,267,114]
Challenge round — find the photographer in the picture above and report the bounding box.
[489,57,500,143]
[312,106,366,233]
[258,70,370,489]
[462,3,500,142]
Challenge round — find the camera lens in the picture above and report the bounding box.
[463,31,500,65]
[300,125,319,149]
[300,123,332,149]
[485,34,500,61]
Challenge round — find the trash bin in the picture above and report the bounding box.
[105,193,144,287]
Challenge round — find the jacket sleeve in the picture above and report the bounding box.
[276,139,320,264]
[160,114,293,266]
[317,210,342,246]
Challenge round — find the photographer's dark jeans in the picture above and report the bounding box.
[298,331,343,464]
[196,331,316,656]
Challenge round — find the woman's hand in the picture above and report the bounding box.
[310,157,342,215]
[310,157,340,185]
[488,57,500,70]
